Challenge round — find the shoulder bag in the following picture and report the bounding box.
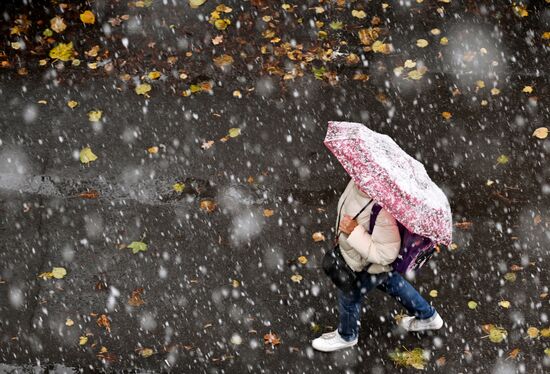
[321,195,373,292]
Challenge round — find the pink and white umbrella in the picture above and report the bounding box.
[324,121,452,245]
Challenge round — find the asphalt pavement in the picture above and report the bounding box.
[1,0,550,373]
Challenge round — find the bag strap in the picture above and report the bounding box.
[368,203,383,235]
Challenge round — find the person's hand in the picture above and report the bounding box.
[339,214,358,235]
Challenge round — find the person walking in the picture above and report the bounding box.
[313,121,453,353]
[311,179,443,352]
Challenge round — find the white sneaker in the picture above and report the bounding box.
[399,312,444,332]
[311,329,358,352]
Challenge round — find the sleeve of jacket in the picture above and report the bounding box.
[346,208,401,266]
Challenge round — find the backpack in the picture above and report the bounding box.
[368,203,436,274]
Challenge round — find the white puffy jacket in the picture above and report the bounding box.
[335,179,402,274]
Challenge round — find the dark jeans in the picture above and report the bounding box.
[337,270,436,342]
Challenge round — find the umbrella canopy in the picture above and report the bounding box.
[324,121,452,245]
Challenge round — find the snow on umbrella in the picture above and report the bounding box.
[324,121,452,245]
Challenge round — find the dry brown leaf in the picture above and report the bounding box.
[50,16,67,33]
[201,140,214,150]
[79,190,99,199]
[454,221,473,230]
[312,232,326,242]
[128,288,145,307]
[213,54,234,68]
[353,73,369,81]
[510,264,523,271]
[97,314,111,333]
[200,199,217,213]
[507,348,520,360]
[263,332,281,346]
[435,356,446,366]
[358,28,379,46]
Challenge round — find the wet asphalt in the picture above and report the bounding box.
[1,0,550,373]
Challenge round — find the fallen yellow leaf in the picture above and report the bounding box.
[139,348,154,357]
[147,146,159,154]
[80,147,98,164]
[429,290,438,297]
[128,241,147,254]
[389,347,427,369]
[407,69,425,80]
[513,4,528,17]
[65,318,74,326]
[522,85,533,93]
[297,256,308,265]
[488,325,507,343]
[172,182,185,192]
[147,71,161,80]
[416,39,429,48]
[404,59,416,68]
[532,127,548,139]
[88,110,102,122]
[214,19,230,30]
[228,128,241,138]
[498,300,511,309]
[527,327,539,338]
[79,336,88,345]
[263,209,274,217]
[80,10,96,24]
[51,267,67,279]
[67,100,78,109]
[372,40,391,54]
[351,10,366,19]
[49,42,74,61]
[290,274,303,283]
[189,0,207,8]
[135,83,152,97]
[468,300,478,309]
[441,112,452,120]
